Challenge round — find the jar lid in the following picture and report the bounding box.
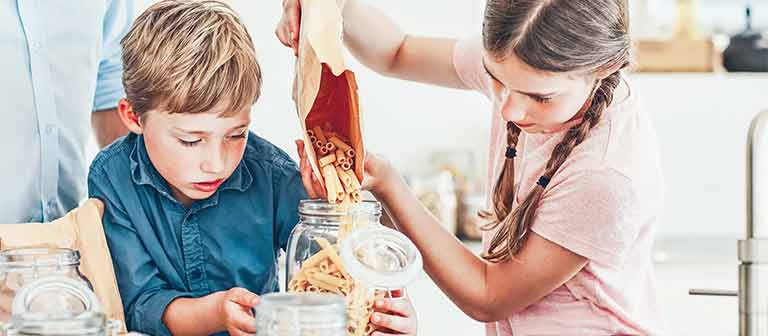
[255,293,346,331]
[0,248,80,268]
[9,311,106,335]
[12,276,102,317]
[340,227,423,289]
[299,199,382,217]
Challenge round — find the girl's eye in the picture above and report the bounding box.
[179,138,201,147]
[532,95,553,104]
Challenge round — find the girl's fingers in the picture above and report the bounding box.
[375,297,415,318]
[370,312,416,335]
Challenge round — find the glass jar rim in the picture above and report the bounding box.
[255,293,347,331]
[12,276,102,317]
[10,311,106,335]
[298,199,382,217]
[340,227,423,289]
[0,248,80,268]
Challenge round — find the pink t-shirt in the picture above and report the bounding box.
[453,37,666,335]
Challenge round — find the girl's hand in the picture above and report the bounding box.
[296,139,327,199]
[275,0,301,55]
[218,287,260,336]
[362,152,401,197]
[370,289,418,336]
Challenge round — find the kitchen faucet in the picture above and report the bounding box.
[690,110,768,335]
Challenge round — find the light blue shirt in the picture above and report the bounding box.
[0,0,136,223]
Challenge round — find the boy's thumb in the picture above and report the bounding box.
[229,288,261,307]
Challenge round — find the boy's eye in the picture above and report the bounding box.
[228,131,247,140]
[178,138,201,147]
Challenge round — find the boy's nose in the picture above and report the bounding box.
[201,146,226,175]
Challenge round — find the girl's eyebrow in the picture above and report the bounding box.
[482,59,557,98]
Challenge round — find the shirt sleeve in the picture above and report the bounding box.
[531,169,642,267]
[452,35,493,97]
[93,0,136,111]
[272,161,309,251]
[88,170,190,336]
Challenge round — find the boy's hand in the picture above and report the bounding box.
[276,0,301,55]
[370,289,418,336]
[219,287,260,336]
[296,139,327,199]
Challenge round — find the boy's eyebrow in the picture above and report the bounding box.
[481,59,557,98]
[173,123,249,135]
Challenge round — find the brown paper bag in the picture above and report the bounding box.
[0,199,125,331]
[294,0,364,185]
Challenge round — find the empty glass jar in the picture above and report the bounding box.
[0,248,92,322]
[255,292,346,336]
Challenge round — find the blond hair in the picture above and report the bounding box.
[121,0,261,117]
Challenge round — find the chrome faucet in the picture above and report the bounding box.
[690,110,768,335]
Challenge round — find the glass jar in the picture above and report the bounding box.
[285,200,382,288]
[255,292,346,336]
[0,248,92,322]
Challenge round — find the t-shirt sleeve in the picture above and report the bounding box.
[531,169,642,267]
[452,35,493,97]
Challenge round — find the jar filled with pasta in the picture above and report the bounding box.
[254,292,346,336]
[285,200,386,336]
[0,248,92,322]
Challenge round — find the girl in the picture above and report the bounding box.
[279,0,665,335]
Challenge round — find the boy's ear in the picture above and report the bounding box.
[117,99,144,134]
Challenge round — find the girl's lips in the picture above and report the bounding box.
[192,179,224,192]
[514,122,535,128]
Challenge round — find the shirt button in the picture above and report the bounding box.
[30,41,41,51]
[190,269,202,279]
[45,124,55,135]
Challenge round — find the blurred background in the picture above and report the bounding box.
[94,0,768,334]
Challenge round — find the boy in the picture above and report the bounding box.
[87,1,304,335]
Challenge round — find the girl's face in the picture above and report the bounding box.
[482,51,597,134]
[139,105,251,207]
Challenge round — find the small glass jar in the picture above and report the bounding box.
[0,248,92,322]
[285,200,382,287]
[255,292,346,336]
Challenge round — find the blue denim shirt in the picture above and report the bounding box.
[88,132,307,336]
[0,0,136,223]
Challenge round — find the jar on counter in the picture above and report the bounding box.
[3,277,123,336]
[0,248,92,322]
[255,292,346,336]
[285,200,382,289]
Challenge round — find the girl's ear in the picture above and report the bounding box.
[117,99,144,134]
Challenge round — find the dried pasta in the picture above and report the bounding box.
[307,126,361,205]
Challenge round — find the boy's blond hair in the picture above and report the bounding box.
[121,0,261,117]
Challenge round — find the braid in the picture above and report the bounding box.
[482,71,622,262]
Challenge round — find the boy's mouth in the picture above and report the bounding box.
[191,178,224,193]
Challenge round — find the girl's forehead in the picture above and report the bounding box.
[483,52,587,92]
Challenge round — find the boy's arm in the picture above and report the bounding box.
[88,172,194,336]
[274,163,309,251]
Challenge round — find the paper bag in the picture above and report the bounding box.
[0,199,125,331]
[294,0,364,185]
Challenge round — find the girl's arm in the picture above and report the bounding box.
[277,0,467,89]
[364,154,587,322]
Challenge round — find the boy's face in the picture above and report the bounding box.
[135,103,251,207]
